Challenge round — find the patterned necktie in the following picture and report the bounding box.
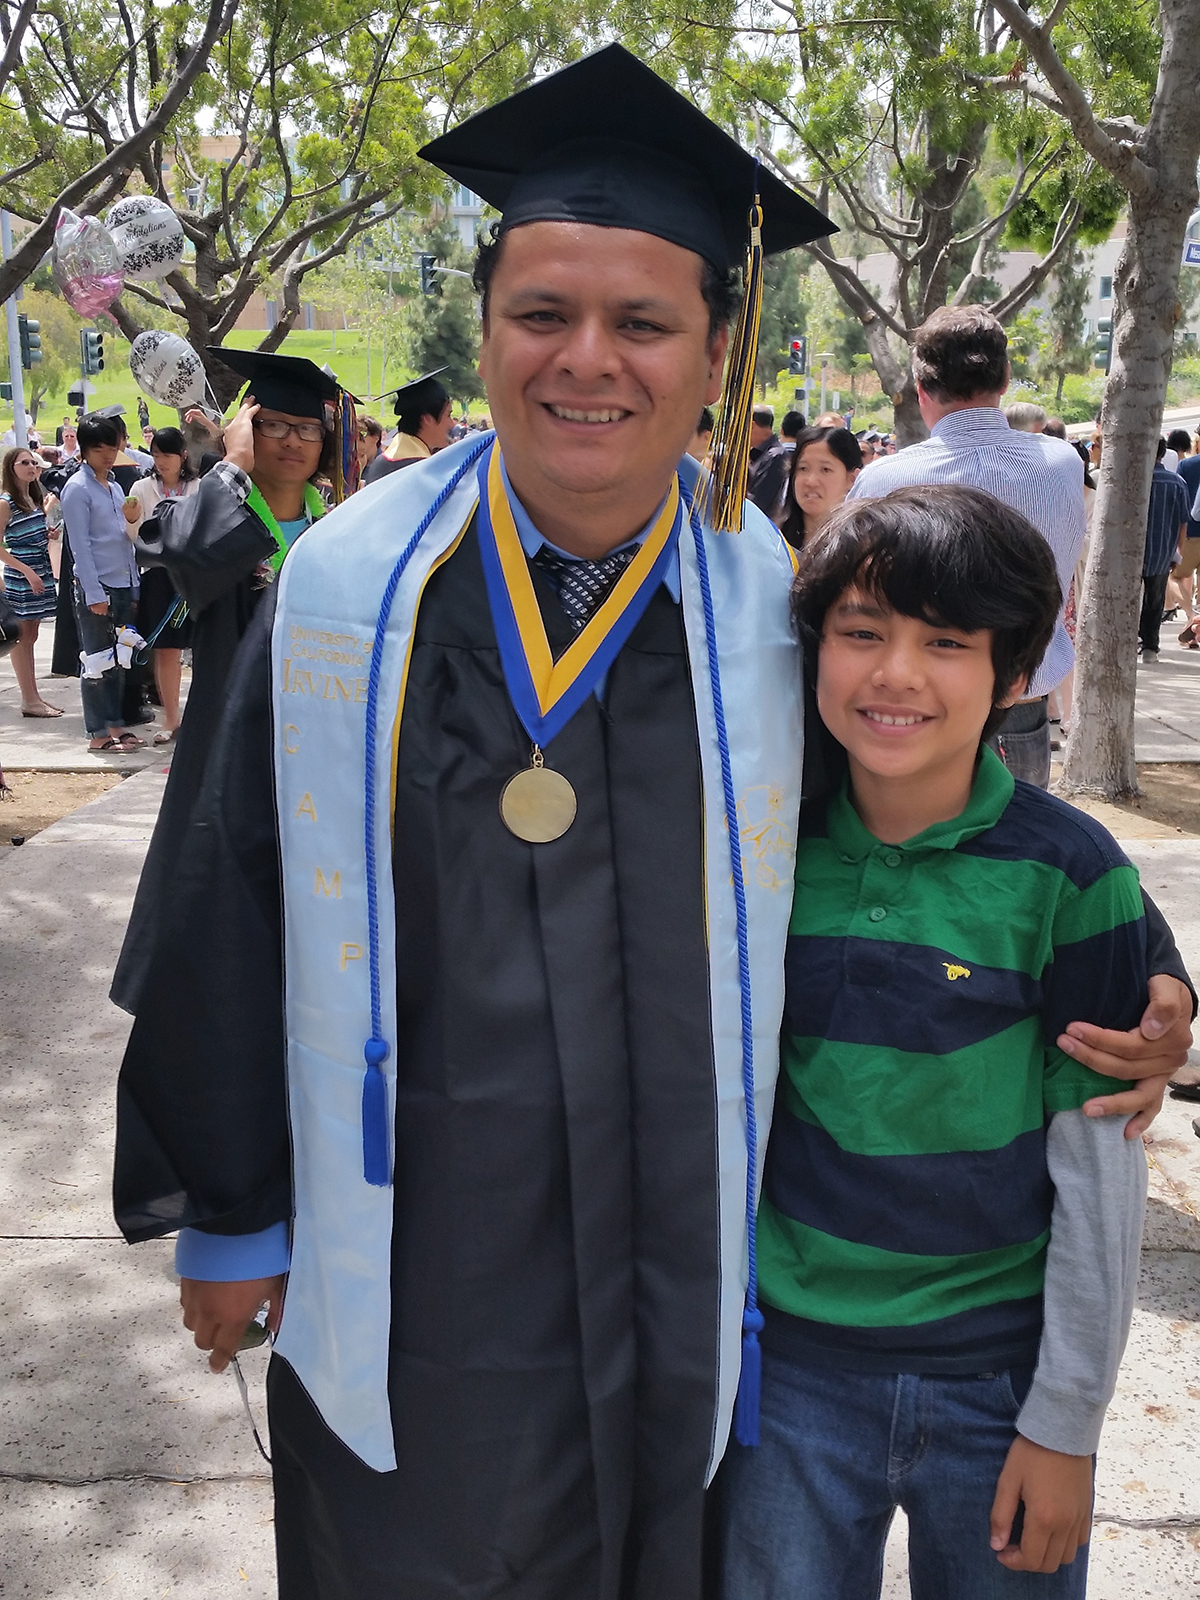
[530,545,638,633]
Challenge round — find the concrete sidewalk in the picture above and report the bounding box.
[1,774,1198,1595]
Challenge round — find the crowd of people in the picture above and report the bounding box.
[2,45,1198,1598]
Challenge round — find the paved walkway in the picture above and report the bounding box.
[1,674,1198,1596]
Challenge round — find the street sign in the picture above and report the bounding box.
[1184,240,1200,267]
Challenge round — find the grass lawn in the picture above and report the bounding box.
[6,326,419,435]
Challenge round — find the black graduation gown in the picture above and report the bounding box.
[109,470,277,1015]
[362,449,424,485]
[114,522,722,1600]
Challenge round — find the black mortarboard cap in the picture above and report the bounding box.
[376,368,449,419]
[418,44,834,271]
[206,348,342,421]
[84,403,126,421]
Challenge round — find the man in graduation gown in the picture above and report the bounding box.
[113,46,1194,1600]
[362,369,455,484]
[110,352,350,1014]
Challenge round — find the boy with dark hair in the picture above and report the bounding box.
[721,484,1151,1598]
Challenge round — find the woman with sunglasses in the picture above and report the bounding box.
[0,445,63,717]
[112,348,350,1015]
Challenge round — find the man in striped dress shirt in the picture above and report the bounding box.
[846,305,1086,788]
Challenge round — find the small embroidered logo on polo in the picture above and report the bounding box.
[942,962,971,981]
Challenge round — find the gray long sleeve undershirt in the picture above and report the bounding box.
[1017,1109,1148,1457]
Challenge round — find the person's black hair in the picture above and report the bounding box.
[397,379,450,437]
[751,407,774,429]
[781,409,805,439]
[1166,428,1190,456]
[1071,439,1096,490]
[472,224,742,342]
[791,484,1061,742]
[1156,436,1167,461]
[77,416,121,454]
[696,406,714,434]
[150,426,196,481]
[780,425,864,548]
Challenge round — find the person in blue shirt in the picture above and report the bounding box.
[59,415,143,752]
[1140,438,1190,662]
[1172,431,1200,646]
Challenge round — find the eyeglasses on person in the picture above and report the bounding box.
[253,417,326,444]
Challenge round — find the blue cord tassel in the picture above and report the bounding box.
[361,1036,390,1185]
[734,1305,765,1447]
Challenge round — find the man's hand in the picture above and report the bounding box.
[183,407,225,445]
[88,599,109,615]
[180,1274,285,1374]
[990,1435,1092,1573]
[1060,974,1193,1137]
[220,397,258,475]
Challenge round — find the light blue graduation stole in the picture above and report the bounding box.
[270,435,804,1472]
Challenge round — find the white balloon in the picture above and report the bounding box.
[129,329,208,409]
[106,195,185,282]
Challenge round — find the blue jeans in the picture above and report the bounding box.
[719,1352,1090,1599]
[73,581,136,736]
[986,696,1051,790]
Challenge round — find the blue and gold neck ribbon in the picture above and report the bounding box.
[476,440,682,747]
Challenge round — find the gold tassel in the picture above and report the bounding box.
[699,195,764,533]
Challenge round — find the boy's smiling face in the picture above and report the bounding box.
[818,588,1025,815]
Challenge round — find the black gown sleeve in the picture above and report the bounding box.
[135,470,275,614]
[113,591,291,1243]
[1141,888,1197,1017]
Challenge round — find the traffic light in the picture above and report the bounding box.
[17,314,41,369]
[788,335,808,376]
[1094,318,1112,372]
[0,382,11,402]
[80,327,105,375]
[67,384,85,408]
[417,253,441,297]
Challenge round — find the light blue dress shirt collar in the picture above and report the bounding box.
[500,458,681,603]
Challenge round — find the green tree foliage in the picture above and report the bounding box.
[655,0,1129,439]
[1037,245,1094,406]
[40,0,609,405]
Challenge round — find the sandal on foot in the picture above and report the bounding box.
[88,738,124,753]
[153,729,177,745]
[21,704,64,718]
[1179,622,1198,644]
[117,732,146,749]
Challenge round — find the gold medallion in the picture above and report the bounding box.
[500,747,577,843]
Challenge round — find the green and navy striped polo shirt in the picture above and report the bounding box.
[758,746,1146,1373]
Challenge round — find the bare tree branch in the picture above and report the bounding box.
[0,0,237,302]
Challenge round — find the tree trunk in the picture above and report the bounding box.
[1062,88,1200,796]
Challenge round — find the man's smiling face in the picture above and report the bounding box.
[478,221,726,504]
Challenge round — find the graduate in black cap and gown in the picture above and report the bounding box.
[112,45,1195,1600]
[362,369,455,484]
[110,351,357,1014]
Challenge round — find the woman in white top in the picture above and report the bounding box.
[124,428,199,743]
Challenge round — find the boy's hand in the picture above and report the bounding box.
[1062,974,1193,1136]
[990,1436,1092,1573]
